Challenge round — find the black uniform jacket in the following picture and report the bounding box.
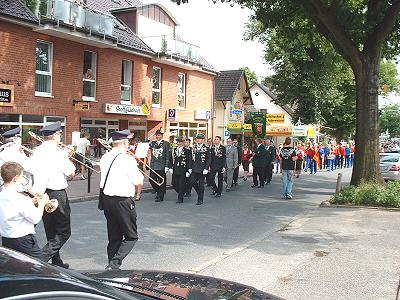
[172,147,193,175]
[210,144,226,171]
[149,140,170,170]
[192,144,211,173]
[252,144,267,167]
[265,145,276,165]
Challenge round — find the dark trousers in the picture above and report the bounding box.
[185,176,192,194]
[2,234,42,259]
[210,168,223,194]
[265,164,273,183]
[172,173,186,200]
[149,170,166,199]
[103,195,138,269]
[253,166,265,186]
[42,189,71,264]
[233,165,240,184]
[206,172,213,186]
[191,172,205,202]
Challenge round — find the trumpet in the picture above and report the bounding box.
[28,191,59,213]
[28,131,100,174]
[97,138,165,187]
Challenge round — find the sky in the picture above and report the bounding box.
[142,0,272,80]
[143,0,399,106]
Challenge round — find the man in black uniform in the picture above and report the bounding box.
[232,139,242,186]
[209,136,226,198]
[251,138,267,188]
[264,139,276,184]
[191,134,211,205]
[184,138,192,197]
[205,138,213,186]
[148,130,170,202]
[170,137,192,203]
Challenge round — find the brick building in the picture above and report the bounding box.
[0,0,217,144]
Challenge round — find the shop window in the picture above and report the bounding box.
[22,115,43,123]
[81,119,93,125]
[83,50,97,101]
[0,114,19,123]
[152,67,161,107]
[108,121,119,126]
[121,60,132,103]
[46,116,65,123]
[178,73,186,109]
[35,41,52,97]
[95,120,106,125]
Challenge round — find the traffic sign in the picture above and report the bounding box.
[167,109,177,121]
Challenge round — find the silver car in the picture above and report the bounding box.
[380,153,400,181]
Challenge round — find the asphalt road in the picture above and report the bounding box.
[34,168,400,300]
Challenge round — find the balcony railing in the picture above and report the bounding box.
[141,35,200,62]
[42,0,115,37]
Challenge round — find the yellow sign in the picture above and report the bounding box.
[265,125,292,135]
[227,123,242,129]
[74,102,90,111]
[307,126,317,138]
[243,124,252,130]
[266,113,285,124]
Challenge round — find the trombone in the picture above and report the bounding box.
[28,131,100,174]
[97,138,165,186]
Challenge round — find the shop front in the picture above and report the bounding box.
[169,122,208,143]
[0,113,66,146]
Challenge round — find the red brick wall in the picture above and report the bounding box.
[0,20,215,143]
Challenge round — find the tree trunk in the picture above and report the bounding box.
[351,54,384,185]
[334,128,343,144]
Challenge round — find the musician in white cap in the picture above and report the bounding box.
[99,129,143,270]
[30,121,75,268]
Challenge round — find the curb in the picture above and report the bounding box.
[69,186,174,203]
[319,202,400,212]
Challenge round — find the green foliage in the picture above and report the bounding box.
[331,181,400,208]
[380,61,400,94]
[379,104,400,137]
[25,0,37,14]
[240,67,258,87]
[39,0,47,16]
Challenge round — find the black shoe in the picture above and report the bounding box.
[258,185,264,188]
[155,195,159,200]
[211,190,216,196]
[215,193,221,197]
[234,182,238,186]
[184,193,191,197]
[251,185,258,188]
[196,200,203,205]
[155,198,163,202]
[226,188,230,192]
[243,177,247,181]
[176,199,183,203]
[266,181,271,184]
[105,265,120,271]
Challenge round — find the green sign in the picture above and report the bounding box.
[250,112,266,138]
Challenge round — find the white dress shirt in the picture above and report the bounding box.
[0,143,31,171]
[0,186,43,238]
[30,141,76,194]
[100,148,144,197]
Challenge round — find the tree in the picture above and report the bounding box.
[380,61,400,94]
[380,104,400,137]
[172,0,400,185]
[240,67,258,87]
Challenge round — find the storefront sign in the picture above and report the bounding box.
[229,99,243,121]
[307,126,317,139]
[167,109,177,121]
[227,123,242,129]
[74,102,90,111]
[243,124,252,130]
[104,103,150,116]
[265,125,292,135]
[224,130,230,137]
[0,84,14,106]
[250,112,266,138]
[267,113,285,124]
[292,125,307,136]
[194,109,211,120]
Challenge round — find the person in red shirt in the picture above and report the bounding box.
[241,143,252,181]
[338,144,345,168]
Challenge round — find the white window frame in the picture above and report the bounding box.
[121,60,132,104]
[35,40,53,97]
[178,73,186,109]
[82,50,97,102]
[152,67,161,108]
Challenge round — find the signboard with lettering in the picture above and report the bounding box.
[167,109,177,121]
[292,125,307,136]
[74,102,90,111]
[265,125,292,135]
[227,123,242,129]
[194,109,211,120]
[0,84,14,106]
[104,103,150,115]
[266,113,285,124]
[243,124,252,130]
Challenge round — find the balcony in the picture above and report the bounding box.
[141,35,200,64]
[34,0,117,47]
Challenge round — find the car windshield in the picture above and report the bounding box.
[380,155,400,163]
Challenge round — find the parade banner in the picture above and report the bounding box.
[250,112,266,138]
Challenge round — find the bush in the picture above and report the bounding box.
[330,181,400,208]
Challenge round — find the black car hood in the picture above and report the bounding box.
[83,269,283,300]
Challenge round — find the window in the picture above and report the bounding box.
[121,60,132,103]
[35,41,52,96]
[83,50,97,101]
[152,67,161,107]
[178,73,186,108]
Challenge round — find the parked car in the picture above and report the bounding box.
[0,247,282,300]
[379,153,400,181]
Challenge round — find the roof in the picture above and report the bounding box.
[251,82,294,115]
[0,0,37,23]
[215,70,245,101]
[198,56,218,73]
[115,27,154,55]
[85,0,143,13]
